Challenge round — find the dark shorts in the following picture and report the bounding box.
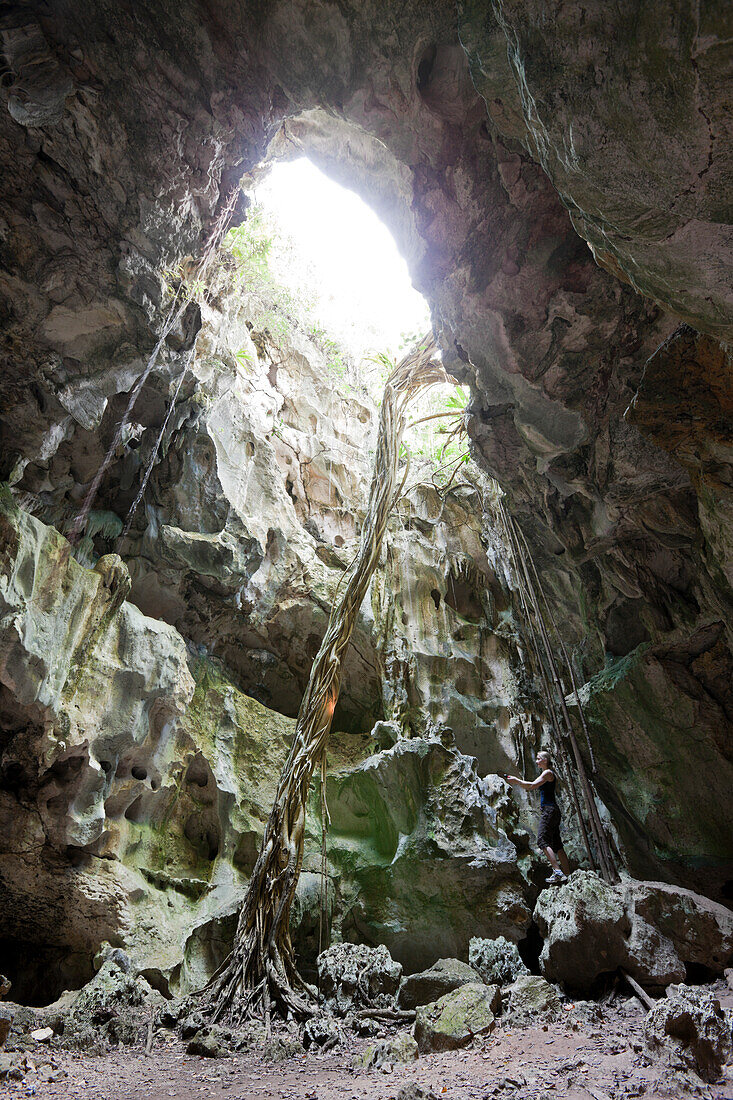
[537,805,563,851]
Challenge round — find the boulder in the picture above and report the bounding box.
[186,1026,229,1058]
[303,1011,344,1050]
[535,872,733,991]
[534,871,630,988]
[317,943,401,1014]
[469,937,529,986]
[397,1087,439,1100]
[262,1034,303,1061]
[59,956,165,1049]
[0,1052,22,1081]
[354,1031,419,1070]
[623,881,733,975]
[502,975,562,1025]
[644,984,733,1083]
[414,982,500,1052]
[398,958,481,1010]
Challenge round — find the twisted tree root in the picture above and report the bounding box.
[201,337,449,1025]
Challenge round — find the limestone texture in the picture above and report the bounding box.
[468,936,529,986]
[644,984,733,1083]
[0,0,732,1009]
[501,974,562,1025]
[317,944,402,1015]
[322,738,533,971]
[414,982,500,1053]
[354,1031,419,1070]
[398,958,482,1011]
[534,872,733,991]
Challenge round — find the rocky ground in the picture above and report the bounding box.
[1,987,732,1100]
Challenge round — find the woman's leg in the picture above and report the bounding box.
[542,844,561,871]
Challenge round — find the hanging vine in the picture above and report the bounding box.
[200,336,451,1027]
[495,498,617,884]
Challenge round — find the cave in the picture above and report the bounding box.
[0,0,731,1090]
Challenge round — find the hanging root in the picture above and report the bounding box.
[200,335,449,1026]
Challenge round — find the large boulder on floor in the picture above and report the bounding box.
[469,936,529,986]
[644,984,733,1083]
[303,1011,345,1051]
[317,943,402,1014]
[534,872,733,991]
[534,871,631,988]
[414,982,500,1052]
[502,974,562,1025]
[622,881,733,976]
[354,1031,419,1070]
[398,958,481,1010]
[59,956,165,1049]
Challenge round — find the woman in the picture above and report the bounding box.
[506,751,571,884]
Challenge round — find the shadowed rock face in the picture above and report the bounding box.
[0,487,536,1000]
[0,0,731,951]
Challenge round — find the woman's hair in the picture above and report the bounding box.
[537,750,551,766]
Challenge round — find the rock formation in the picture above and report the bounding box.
[0,0,730,1013]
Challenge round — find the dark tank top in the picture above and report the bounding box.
[540,774,557,807]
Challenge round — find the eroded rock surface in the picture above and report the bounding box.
[534,871,733,991]
[398,958,482,1011]
[414,982,500,1053]
[0,0,732,1013]
[468,936,529,986]
[644,984,733,1083]
[317,944,402,1016]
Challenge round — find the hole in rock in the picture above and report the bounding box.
[416,44,437,95]
[124,794,145,823]
[251,156,430,367]
[185,753,210,788]
[184,813,220,862]
[130,765,147,781]
[47,754,85,784]
[684,961,718,985]
[430,587,441,610]
[517,921,543,975]
[233,830,260,875]
[0,939,95,1006]
[445,575,483,623]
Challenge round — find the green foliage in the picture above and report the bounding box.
[218,203,359,389]
[225,205,274,285]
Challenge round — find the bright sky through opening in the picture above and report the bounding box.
[255,158,430,360]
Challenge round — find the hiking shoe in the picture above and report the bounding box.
[545,869,567,884]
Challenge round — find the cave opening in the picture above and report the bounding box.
[249,155,431,367]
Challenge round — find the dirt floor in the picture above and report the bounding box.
[2,987,732,1100]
